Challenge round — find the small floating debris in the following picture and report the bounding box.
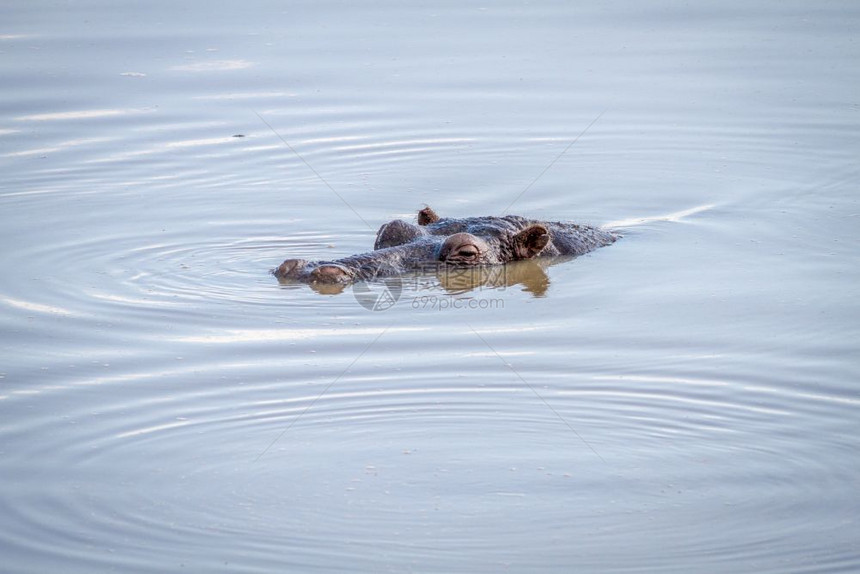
[120,72,147,77]
[232,134,245,138]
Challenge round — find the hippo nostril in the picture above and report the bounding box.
[310,264,353,284]
[275,258,307,278]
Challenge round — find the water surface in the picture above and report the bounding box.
[1,1,859,572]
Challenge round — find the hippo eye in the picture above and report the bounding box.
[440,233,489,265]
[454,245,480,259]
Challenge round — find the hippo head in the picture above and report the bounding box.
[275,205,614,286]
[374,206,552,267]
[435,227,550,265]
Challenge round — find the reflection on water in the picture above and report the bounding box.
[277,257,559,297]
[1,1,859,573]
[434,258,555,295]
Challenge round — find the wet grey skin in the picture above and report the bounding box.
[274,206,618,285]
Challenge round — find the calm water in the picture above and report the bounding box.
[2,1,859,572]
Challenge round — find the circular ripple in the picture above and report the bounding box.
[4,223,354,317]
[2,352,857,573]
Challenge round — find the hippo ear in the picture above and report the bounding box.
[418,206,440,226]
[513,225,550,259]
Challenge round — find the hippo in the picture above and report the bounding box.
[274,206,617,285]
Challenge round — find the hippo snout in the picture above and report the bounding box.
[275,258,355,284]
